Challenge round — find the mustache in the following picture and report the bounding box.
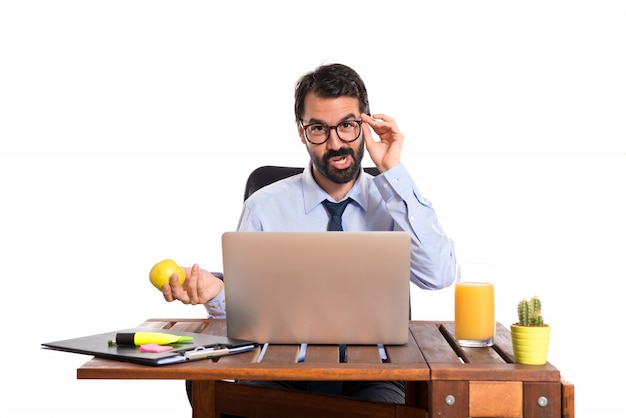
[323,148,354,163]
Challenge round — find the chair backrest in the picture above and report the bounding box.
[244,165,380,201]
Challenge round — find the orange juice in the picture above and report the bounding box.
[454,282,494,347]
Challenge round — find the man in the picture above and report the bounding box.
[162,63,456,403]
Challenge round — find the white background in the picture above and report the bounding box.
[1,1,624,417]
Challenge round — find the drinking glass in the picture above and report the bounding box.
[454,263,495,347]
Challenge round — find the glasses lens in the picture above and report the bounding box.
[336,120,361,142]
[305,124,329,144]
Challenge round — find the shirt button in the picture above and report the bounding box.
[383,183,389,188]
[392,178,398,184]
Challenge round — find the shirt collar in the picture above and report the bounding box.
[302,163,369,214]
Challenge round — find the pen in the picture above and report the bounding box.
[184,344,257,360]
[184,346,230,360]
[107,332,193,346]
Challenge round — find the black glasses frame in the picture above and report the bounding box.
[300,120,362,145]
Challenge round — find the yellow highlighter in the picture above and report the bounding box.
[107,332,193,346]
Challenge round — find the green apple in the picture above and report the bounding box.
[149,259,186,290]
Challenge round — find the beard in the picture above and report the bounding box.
[309,139,365,184]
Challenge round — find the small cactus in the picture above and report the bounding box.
[517,295,545,326]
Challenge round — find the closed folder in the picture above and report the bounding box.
[42,327,257,366]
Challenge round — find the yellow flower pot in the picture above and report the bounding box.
[510,324,551,365]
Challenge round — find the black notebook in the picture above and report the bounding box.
[42,327,257,366]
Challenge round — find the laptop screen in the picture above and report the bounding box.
[222,231,410,345]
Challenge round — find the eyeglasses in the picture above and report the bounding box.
[300,120,362,145]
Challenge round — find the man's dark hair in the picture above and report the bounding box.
[294,63,370,122]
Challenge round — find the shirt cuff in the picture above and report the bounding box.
[373,163,429,205]
[203,287,226,319]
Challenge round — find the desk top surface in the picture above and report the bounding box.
[77,319,561,382]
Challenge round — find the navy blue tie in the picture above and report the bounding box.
[306,198,352,395]
[322,198,352,363]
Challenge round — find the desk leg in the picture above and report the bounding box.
[561,379,575,418]
[524,382,561,418]
[191,380,216,418]
[430,381,468,418]
[405,381,429,410]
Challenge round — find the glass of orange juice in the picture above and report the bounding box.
[454,264,495,347]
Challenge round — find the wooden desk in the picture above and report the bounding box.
[78,319,574,418]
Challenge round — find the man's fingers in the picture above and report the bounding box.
[161,283,174,302]
[186,264,200,304]
[169,273,189,303]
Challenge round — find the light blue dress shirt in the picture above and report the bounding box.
[204,162,456,318]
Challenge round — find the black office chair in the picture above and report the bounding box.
[243,165,380,201]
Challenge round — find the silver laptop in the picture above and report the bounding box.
[222,231,410,345]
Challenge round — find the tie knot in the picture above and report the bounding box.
[322,198,352,217]
[322,198,352,232]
